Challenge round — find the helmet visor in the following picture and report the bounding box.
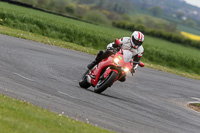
[132,36,143,46]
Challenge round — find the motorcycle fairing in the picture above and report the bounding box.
[89,56,116,86]
[104,68,112,78]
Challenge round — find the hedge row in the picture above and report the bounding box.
[0,9,112,49]
[144,44,200,75]
[112,21,200,49]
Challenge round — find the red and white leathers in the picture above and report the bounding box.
[107,37,144,70]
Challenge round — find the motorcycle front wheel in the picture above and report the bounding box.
[79,69,91,89]
[94,71,118,94]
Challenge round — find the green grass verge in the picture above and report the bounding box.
[0,94,114,133]
[188,103,200,113]
[193,103,200,106]
[0,25,98,55]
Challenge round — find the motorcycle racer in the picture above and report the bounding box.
[87,31,144,82]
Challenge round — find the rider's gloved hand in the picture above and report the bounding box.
[113,43,121,51]
[113,43,120,48]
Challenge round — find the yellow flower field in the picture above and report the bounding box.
[181,31,200,41]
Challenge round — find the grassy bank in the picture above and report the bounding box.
[0,1,126,49]
[0,94,114,133]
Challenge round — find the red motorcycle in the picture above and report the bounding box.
[79,39,144,94]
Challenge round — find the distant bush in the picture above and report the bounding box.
[83,10,110,25]
[112,21,200,49]
[65,5,75,14]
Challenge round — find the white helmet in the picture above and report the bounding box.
[131,31,144,49]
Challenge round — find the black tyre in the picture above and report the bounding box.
[94,71,118,94]
[79,69,91,89]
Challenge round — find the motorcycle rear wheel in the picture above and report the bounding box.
[94,71,118,94]
[79,69,91,89]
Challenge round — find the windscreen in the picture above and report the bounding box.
[123,50,133,63]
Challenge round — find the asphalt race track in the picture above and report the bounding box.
[0,34,200,133]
